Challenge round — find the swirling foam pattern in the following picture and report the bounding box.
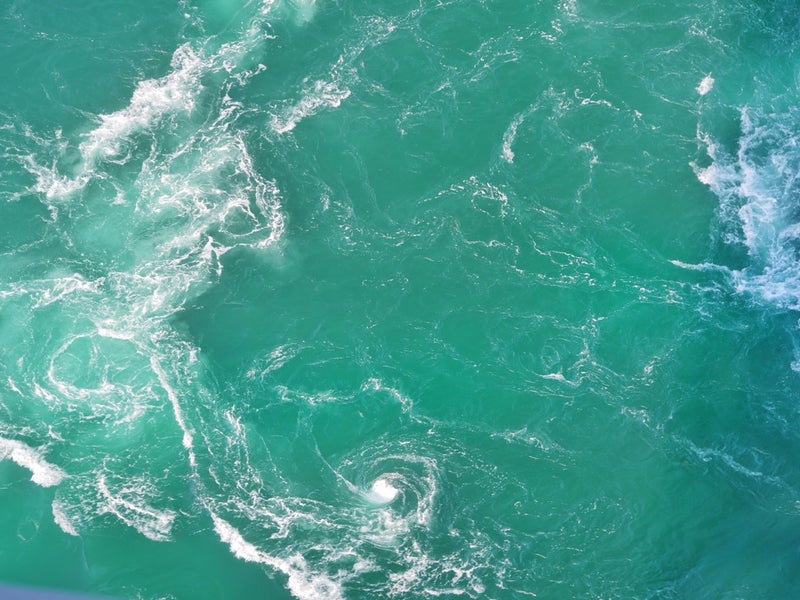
[3,0,800,599]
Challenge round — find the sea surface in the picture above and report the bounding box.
[1,1,800,598]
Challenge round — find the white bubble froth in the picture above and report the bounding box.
[369,477,399,503]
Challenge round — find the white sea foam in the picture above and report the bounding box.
[361,377,416,414]
[269,7,396,136]
[271,79,351,134]
[210,512,345,600]
[211,512,265,563]
[695,107,800,309]
[368,477,399,503]
[28,160,89,200]
[559,0,578,20]
[498,427,565,454]
[669,259,729,272]
[80,44,204,165]
[196,422,502,599]
[682,439,787,488]
[6,377,22,396]
[246,343,301,379]
[150,355,195,460]
[696,74,714,96]
[7,3,489,596]
[389,550,431,595]
[97,472,176,542]
[541,371,572,384]
[32,382,60,406]
[196,426,452,596]
[95,322,136,340]
[1,0,302,585]
[501,112,525,163]
[52,498,79,536]
[30,274,104,309]
[0,436,65,487]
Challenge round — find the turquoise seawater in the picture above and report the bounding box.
[2,0,800,598]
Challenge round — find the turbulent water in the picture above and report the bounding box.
[1,0,800,598]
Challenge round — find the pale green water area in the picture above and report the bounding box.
[2,1,800,598]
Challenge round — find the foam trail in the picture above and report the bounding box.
[150,355,195,460]
[210,512,345,600]
[268,10,402,136]
[52,498,79,536]
[669,259,731,273]
[501,112,525,163]
[271,79,351,134]
[0,436,65,487]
